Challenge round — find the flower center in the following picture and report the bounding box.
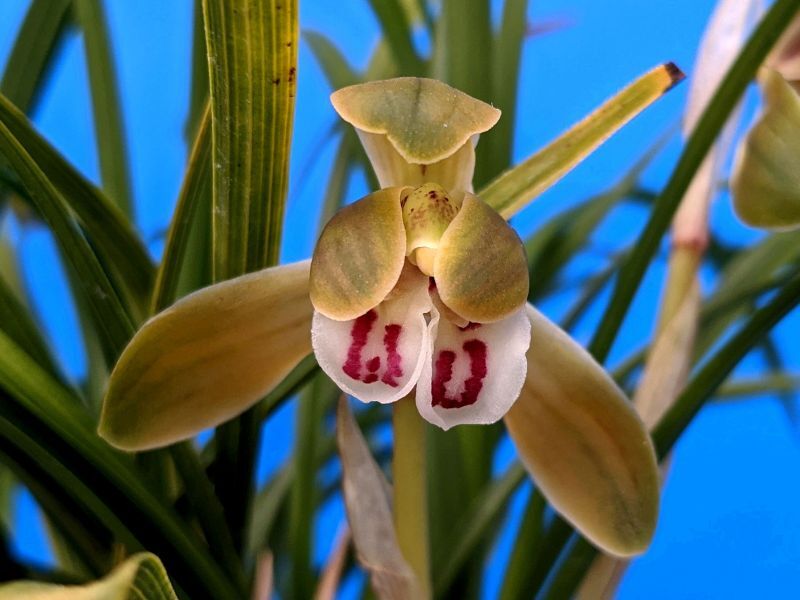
[401,182,462,277]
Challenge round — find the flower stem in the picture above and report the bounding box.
[392,396,431,598]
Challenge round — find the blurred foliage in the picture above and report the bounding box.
[0,0,798,599]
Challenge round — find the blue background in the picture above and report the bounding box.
[1,1,799,598]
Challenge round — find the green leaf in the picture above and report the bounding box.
[432,0,492,101]
[0,117,135,363]
[479,0,529,184]
[186,0,210,142]
[73,0,134,216]
[0,553,178,600]
[432,0,494,185]
[0,275,60,379]
[205,0,300,551]
[289,374,337,598]
[588,0,800,364]
[698,232,800,356]
[0,0,72,113]
[254,353,319,422]
[715,373,800,400]
[655,272,800,457]
[480,63,685,219]
[524,133,670,299]
[0,331,242,598]
[498,489,546,600]
[433,462,526,595]
[203,0,298,278]
[303,31,359,89]
[0,93,154,313]
[168,443,246,589]
[366,0,424,75]
[151,106,212,312]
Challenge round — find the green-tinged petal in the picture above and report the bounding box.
[310,187,408,321]
[434,193,528,323]
[355,129,477,192]
[504,305,660,557]
[331,77,500,164]
[0,553,177,599]
[100,261,313,451]
[732,68,800,230]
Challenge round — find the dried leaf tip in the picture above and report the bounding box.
[663,62,687,90]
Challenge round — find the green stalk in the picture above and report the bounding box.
[393,396,431,598]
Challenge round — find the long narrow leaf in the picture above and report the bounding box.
[73,0,134,216]
[204,0,298,277]
[0,331,242,598]
[588,0,800,362]
[0,120,134,362]
[203,0,299,551]
[0,0,72,113]
[0,94,153,311]
[151,106,211,312]
[0,276,59,378]
[367,0,424,75]
[481,0,529,183]
[481,63,685,219]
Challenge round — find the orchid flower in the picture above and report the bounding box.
[311,79,530,429]
[732,15,800,230]
[100,77,660,557]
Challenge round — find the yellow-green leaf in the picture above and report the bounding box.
[203,0,298,278]
[732,68,800,230]
[100,261,313,451]
[481,63,685,219]
[504,305,660,557]
[435,193,528,323]
[310,188,408,321]
[0,553,177,600]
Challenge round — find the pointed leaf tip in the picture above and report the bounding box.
[664,62,686,90]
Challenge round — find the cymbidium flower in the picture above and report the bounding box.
[732,16,800,230]
[100,77,659,557]
[311,79,530,429]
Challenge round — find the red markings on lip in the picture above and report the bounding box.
[382,324,403,387]
[431,339,488,409]
[342,310,404,388]
[342,310,377,381]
